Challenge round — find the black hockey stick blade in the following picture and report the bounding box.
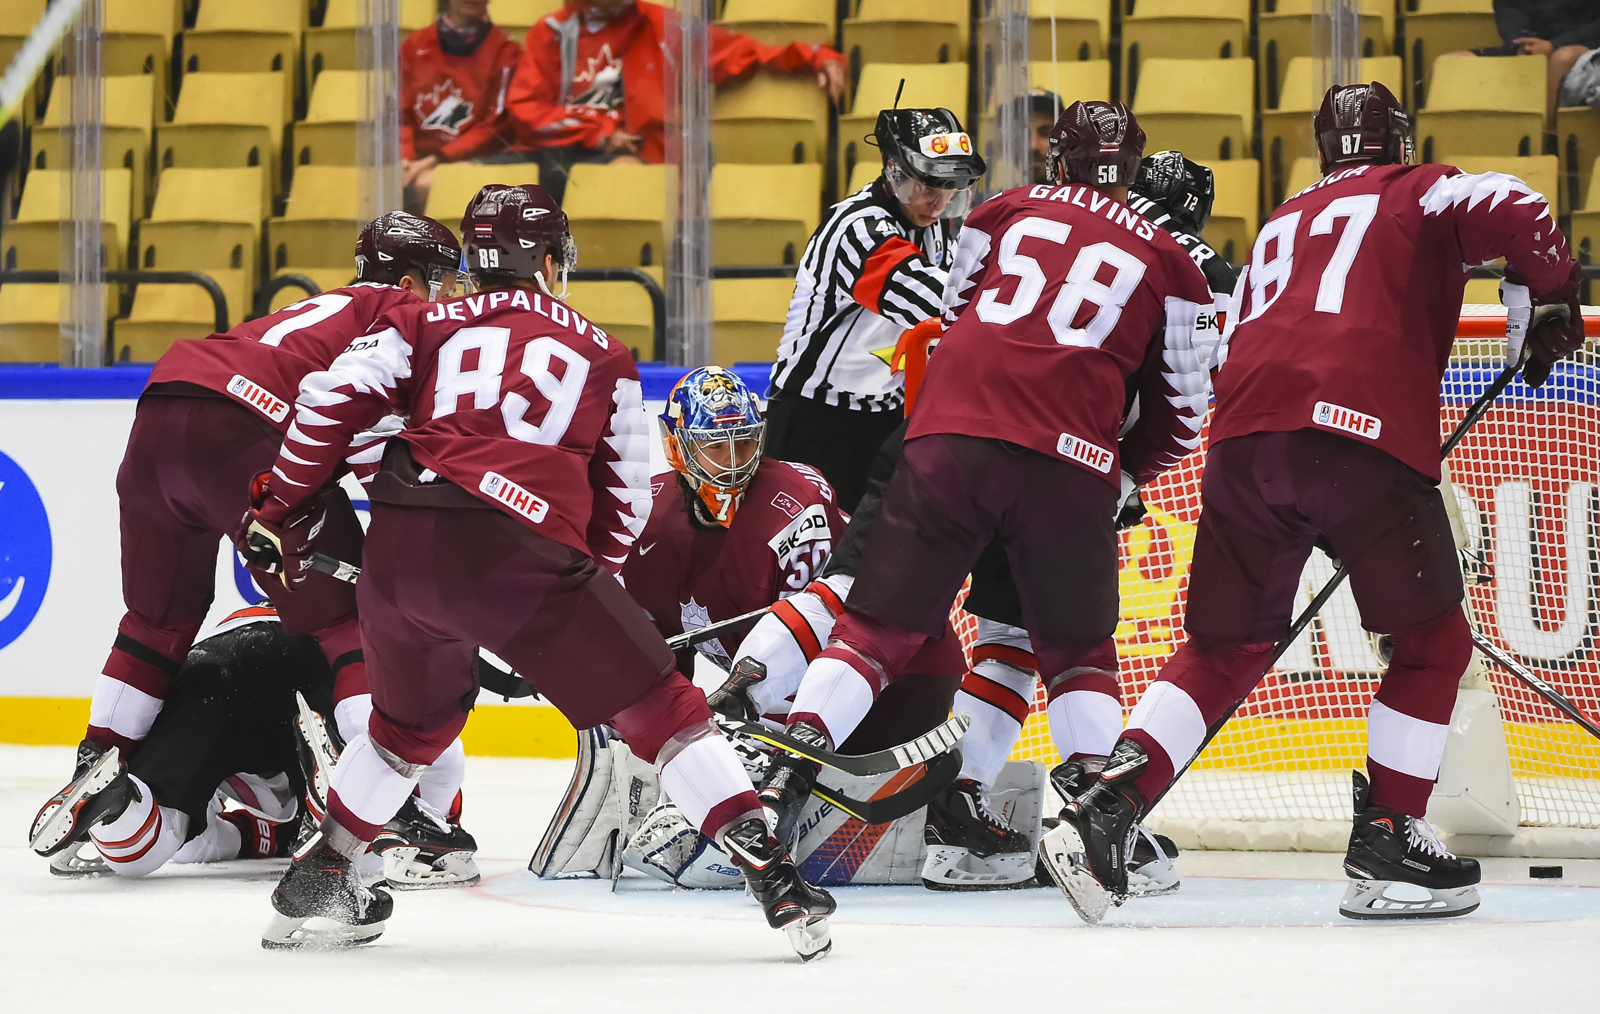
[717,712,971,777]
[1469,629,1600,741]
[665,605,773,651]
[812,749,961,825]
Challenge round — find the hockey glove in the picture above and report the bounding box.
[1507,261,1586,389]
[707,657,768,723]
[1113,471,1146,530]
[234,471,325,589]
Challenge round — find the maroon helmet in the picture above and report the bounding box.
[354,211,461,300]
[1314,81,1410,174]
[1045,100,1145,187]
[461,183,576,291]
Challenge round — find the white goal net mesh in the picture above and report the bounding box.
[953,307,1600,829]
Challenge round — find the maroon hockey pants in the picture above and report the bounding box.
[93,395,363,753]
[1122,429,1470,816]
[356,502,711,773]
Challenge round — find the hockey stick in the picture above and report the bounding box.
[1145,352,1531,812]
[665,606,773,652]
[1468,630,1600,741]
[716,712,972,778]
[812,749,963,825]
[309,552,361,584]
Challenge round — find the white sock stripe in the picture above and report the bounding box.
[658,735,756,836]
[417,738,467,813]
[1366,699,1450,780]
[971,657,1040,693]
[1125,681,1205,770]
[329,733,422,830]
[334,694,374,745]
[953,689,1023,787]
[88,679,164,742]
[974,618,1032,651]
[787,655,877,746]
[1047,688,1123,760]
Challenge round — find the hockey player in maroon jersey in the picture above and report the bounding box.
[754,101,1213,873]
[28,213,463,861]
[1046,82,1587,924]
[241,184,835,959]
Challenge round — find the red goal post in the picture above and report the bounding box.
[950,305,1600,849]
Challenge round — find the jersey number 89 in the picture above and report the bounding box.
[431,326,588,446]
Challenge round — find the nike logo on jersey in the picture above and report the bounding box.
[637,543,657,555]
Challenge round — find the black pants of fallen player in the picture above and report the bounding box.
[765,391,905,514]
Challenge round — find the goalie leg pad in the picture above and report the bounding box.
[620,802,744,889]
[530,729,663,879]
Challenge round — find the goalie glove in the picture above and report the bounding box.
[1504,260,1586,389]
[233,471,326,589]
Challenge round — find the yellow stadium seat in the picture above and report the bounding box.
[1029,0,1110,63]
[1554,107,1600,212]
[712,164,824,266]
[846,160,879,195]
[295,70,363,166]
[269,166,362,273]
[1567,158,1600,267]
[307,0,438,79]
[712,71,829,165]
[158,73,288,205]
[114,269,252,361]
[181,1,303,125]
[1131,58,1255,162]
[838,63,969,191]
[1284,155,1321,200]
[1262,56,1403,206]
[713,278,793,366]
[31,75,155,216]
[102,0,182,121]
[563,272,663,361]
[0,284,59,362]
[1407,0,1500,108]
[1258,0,1388,109]
[1123,0,1248,102]
[842,0,968,72]
[423,161,544,240]
[1460,276,1502,306]
[1027,60,1112,104]
[494,0,567,47]
[1196,158,1259,264]
[718,0,836,48]
[1443,154,1559,212]
[137,167,266,319]
[1416,55,1546,163]
[564,163,673,269]
[269,267,355,312]
[2,169,134,274]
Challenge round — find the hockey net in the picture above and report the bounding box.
[954,306,1600,836]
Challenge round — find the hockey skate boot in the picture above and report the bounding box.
[371,795,481,890]
[757,721,826,847]
[922,778,1035,891]
[724,816,836,962]
[29,743,135,857]
[1038,740,1148,924]
[1047,756,1179,898]
[262,832,394,949]
[1339,771,1481,920]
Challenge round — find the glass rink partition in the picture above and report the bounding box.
[3,1,1599,852]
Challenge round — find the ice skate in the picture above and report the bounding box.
[261,833,393,949]
[723,817,835,962]
[1048,755,1180,898]
[921,778,1035,891]
[1339,772,1481,921]
[1038,741,1148,924]
[292,691,340,823]
[757,721,825,847]
[29,743,135,857]
[371,796,480,890]
[48,841,110,877]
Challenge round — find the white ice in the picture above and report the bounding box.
[3,744,1596,1012]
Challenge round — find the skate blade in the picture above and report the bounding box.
[383,848,482,891]
[783,916,832,963]
[1127,858,1181,898]
[921,845,1037,892]
[30,747,121,857]
[261,911,387,950]
[1037,824,1113,925]
[49,842,110,877]
[1338,880,1480,920]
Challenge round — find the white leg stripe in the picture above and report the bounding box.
[1125,681,1206,770]
[88,678,164,741]
[787,655,877,746]
[1047,688,1123,760]
[334,693,374,745]
[658,735,756,836]
[735,605,823,716]
[971,657,1038,694]
[330,733,422,829]
[1366,699,1450,780]
[974,618,1033,652]
[953,689,1024,788]
[417,738,467,813]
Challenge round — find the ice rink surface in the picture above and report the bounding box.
[3,745,1596,1012]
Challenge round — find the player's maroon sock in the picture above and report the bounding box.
[88,625,188,754]
[1366,606,1472,816]
[1121,638,1276,804]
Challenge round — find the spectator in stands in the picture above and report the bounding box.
[400,0,522,213]
[504,0,846,203]
[1452,0,1600,122]
[1029,90,1061,185]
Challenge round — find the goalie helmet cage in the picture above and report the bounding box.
[954,305,1600,857]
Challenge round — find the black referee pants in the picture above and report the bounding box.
[765,392,903,514]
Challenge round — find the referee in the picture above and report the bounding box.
[767,105,985,512]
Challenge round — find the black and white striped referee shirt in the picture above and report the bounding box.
[770,178,955,412]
